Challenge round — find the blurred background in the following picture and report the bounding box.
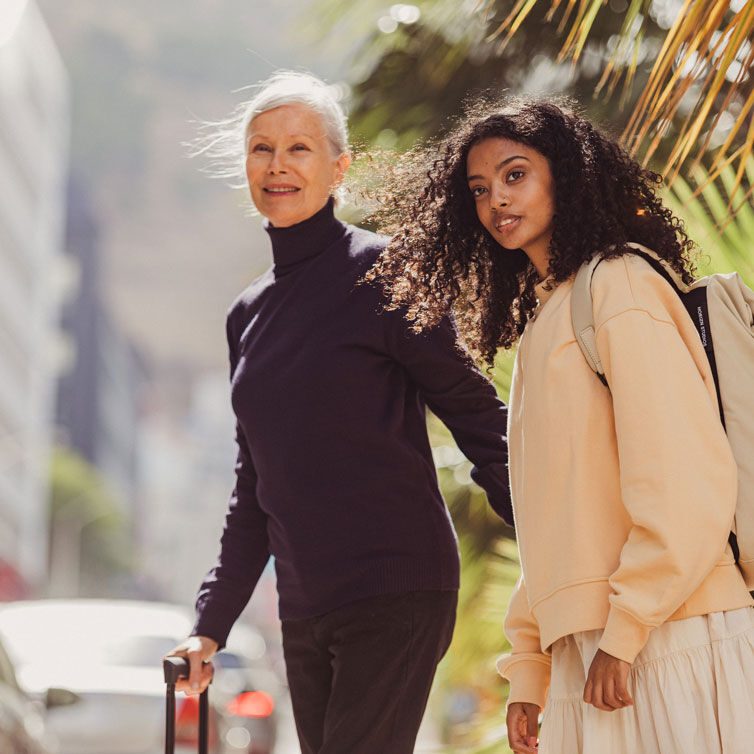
[0,0,751,752]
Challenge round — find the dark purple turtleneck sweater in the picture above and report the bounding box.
[193,199,511,645]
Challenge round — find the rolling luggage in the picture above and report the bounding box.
[163,657,212,754]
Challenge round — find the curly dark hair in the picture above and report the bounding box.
[365,98,697,366]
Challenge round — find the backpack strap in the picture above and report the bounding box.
[571,243,691,388]
[571,255,609,386]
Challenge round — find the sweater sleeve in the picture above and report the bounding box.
[497,574,551,708]
[192,315,271,649]
[384,310,513,525]
[594,301,738,663]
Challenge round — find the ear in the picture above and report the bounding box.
[332,152,351,188]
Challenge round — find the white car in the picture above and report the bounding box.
[0,599,232,754]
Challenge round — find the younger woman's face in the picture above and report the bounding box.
[466,137,555,279]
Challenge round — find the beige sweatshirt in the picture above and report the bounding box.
[497,254,753,709]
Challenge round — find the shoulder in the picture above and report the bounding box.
[591,252,681,327]
[226,267,275,341]
[342,224,390,273]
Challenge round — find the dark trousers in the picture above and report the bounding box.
[281,590,458,754]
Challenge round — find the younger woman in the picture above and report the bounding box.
[368,101,754,753]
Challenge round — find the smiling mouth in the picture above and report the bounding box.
[264,187,300,194]
[495,216,520,232]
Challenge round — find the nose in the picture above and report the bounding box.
[267,149,287,174]
[490,183,509,207]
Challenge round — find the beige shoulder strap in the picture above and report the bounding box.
[571,243,690,385]
[571,255,607,381]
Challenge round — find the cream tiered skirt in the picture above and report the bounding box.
[539,608,754,753]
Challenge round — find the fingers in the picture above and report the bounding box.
[583,649,634,712]
[187,647,205,694]
[506,702,540,753]
[164,635,218,696]
[615,667,634,707]
[526,702,539,743]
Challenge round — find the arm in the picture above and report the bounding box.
[497,574,551,708]
[191,421,271,648]
[190,313,271,649]
[594,306,738,663]
[384,310,513,525]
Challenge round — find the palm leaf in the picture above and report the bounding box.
[474,0,754,201]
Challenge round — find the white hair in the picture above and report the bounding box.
[191,70,349,190]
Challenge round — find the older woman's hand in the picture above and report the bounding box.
[164,635,218,695]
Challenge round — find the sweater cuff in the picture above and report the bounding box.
[192,599,237,651]
[470,463,513,526]
[598,604,653,663]
[496,655,550,709]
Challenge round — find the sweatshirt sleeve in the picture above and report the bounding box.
[192,315,271,648]
[497,574,551,708]
[594,288,738,663]
[384,310,513,525]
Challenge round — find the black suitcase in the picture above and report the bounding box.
[163,657,212,754]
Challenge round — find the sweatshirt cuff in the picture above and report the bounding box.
[496,655,550,709]
[598,604,653,663]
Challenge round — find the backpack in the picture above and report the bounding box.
[571,242,754,589]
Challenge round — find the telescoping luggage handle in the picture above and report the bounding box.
[163,657,212,754]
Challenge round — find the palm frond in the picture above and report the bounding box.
[474,0,754,196]
[665,157,754,289]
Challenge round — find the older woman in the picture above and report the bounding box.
[168,71,511,754]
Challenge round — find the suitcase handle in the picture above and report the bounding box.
[163,657,212,754]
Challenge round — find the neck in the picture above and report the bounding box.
[265,197,345,273]
[523,239,552,280]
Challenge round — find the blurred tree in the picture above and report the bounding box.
[314,0,670,149]
[48,446,133,598]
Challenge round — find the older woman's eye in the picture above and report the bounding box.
[292,143,310,151]
[251,143,271,153]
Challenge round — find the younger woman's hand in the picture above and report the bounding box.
[506,701,540,752]
[583,648,633,711]
[164,635,218,695]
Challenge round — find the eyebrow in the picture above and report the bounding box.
[467,155,530,182]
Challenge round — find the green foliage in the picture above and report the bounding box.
[426,351,518,750]
[317,0,668,151]
[49,446,133,595]
[665,158,754,288]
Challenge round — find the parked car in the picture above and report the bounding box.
[0,599,277,754]
[0,628,58,753]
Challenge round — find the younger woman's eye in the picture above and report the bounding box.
[507,169,525,182]
[471,186,486,197]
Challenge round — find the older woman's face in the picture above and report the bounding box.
[245,104,350,227]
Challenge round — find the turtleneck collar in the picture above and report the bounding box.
[265,197,346,274]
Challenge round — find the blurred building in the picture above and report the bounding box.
[0,0,70,595]
[56,178,148,511]
[138,371,279,627]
